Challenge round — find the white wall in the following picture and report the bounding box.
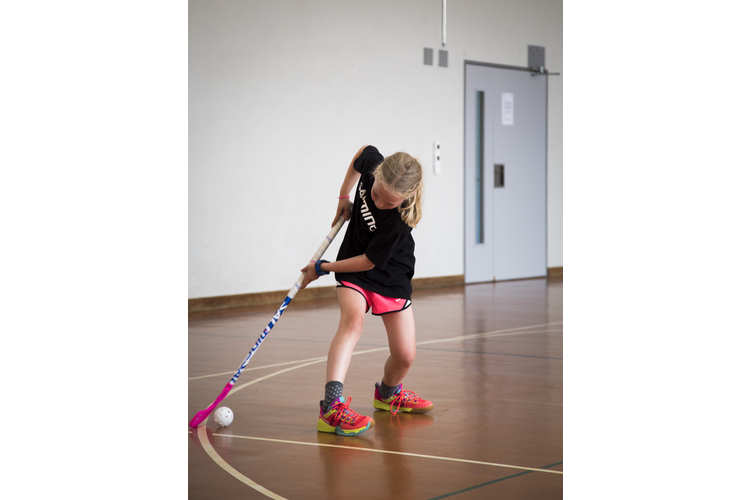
[189,0,562,299]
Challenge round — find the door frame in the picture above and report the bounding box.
[463,60,549,283]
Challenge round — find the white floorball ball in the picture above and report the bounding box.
[214,407,234,427]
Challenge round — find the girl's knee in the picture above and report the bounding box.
[392,348,416,368]
[336,313,364,343]
[339,312,364,333]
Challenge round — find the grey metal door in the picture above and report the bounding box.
[464,63,547,283]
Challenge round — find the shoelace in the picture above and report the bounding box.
[389,389,421,414]
[330,397,359,424]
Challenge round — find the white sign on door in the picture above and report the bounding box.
[501,92,514,126]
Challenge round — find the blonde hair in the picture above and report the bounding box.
[373,152,424,228]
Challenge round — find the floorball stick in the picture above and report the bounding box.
[189,217,346,428]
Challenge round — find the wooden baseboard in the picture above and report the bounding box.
[188,271,564,315]
[412,274,465,290]
[547,266,563,278]
[188,274,466,315]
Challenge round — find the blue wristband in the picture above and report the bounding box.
[315,260,330,276]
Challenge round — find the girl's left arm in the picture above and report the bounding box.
[332,145,367,227]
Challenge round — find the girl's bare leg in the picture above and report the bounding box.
[326,287,367,383]
[380,306,416,387]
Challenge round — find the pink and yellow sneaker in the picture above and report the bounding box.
[317,397,374,436]
[373,382,434,414]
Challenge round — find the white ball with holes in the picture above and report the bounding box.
[214,407,234,427]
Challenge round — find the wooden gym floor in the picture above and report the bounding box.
[188,278,563,499]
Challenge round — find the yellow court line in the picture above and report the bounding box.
[213,433,563,475]
[197,422,287,500]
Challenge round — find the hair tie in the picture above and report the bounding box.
[338,196,350,199]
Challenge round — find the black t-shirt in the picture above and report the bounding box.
[335,146,416,299]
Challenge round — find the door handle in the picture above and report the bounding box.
[494,164,504,188]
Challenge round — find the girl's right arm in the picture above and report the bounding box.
[332,145,368,227]
[299,254,374,289]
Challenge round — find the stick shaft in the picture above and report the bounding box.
[189,218,346,428]
[288,217,346,300]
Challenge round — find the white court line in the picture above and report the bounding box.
[229,359,331,394]
[218,328,564,397]
[193,320,564,495]
[188,356,328,381]
[213,433,563,475]
[225,327,563,395]
[197,422,287,499]
[189,321,563,381]
[415,321,563,346]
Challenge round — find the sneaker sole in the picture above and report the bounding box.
[373,400,434,413]
[317,418,373,436]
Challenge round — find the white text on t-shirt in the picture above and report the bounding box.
[359,187,377,232]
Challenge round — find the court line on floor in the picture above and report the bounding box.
[415,321,562,346]
[417,344,563,360]
[193,320,563,496]
[427,461,564,499]
[211,434,562,475]
[189,321,563,381]
[196,421,287,500]
[188,356,328,381]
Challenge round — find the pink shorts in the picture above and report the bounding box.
[337,281,412,316]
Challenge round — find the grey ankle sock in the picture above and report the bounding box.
[322,381,344,411]
[378,380,400,400]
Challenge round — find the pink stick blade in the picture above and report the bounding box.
[188,382,234,427]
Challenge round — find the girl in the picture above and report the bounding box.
[300,145,433,437]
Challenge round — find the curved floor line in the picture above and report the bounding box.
[188,356,329,381]
[222,325,563,396]
[195,320,563,495]
[189,321,562,381]
[228,359,330,394]
[196,421,287,499]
